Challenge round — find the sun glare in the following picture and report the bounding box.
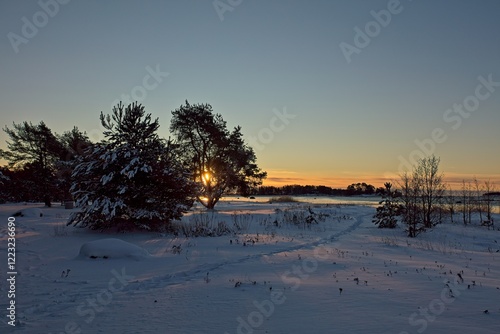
[202,172,211,185]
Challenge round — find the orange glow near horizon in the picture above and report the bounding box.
[261,169,395,189]
[262,169,500,191]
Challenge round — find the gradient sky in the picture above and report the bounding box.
[1,0,499,189]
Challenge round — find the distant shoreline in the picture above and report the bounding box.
[222,194,500,209]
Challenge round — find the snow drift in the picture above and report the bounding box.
[13,207,44,217]
[77,238,150,260]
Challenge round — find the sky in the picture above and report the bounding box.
[1,0,499,189]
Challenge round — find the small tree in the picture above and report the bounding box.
[445,185,456,224]
[170,101,266,209]
[415,155,445,228]
[460,179,474,225]
[372,182,401,228]
[483,180,496,225]
[398,155,445,237]
[68,102,196,231]
[398,172,422,237]
[473,177,484,223]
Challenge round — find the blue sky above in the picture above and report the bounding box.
[1,0,499,188]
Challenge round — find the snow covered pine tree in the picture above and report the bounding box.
[372,182,401,228]
[68,102,196,231]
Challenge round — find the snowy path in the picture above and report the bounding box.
[122,210,370,293]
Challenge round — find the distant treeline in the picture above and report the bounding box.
[255,182,379,197]
[255,186,500,198]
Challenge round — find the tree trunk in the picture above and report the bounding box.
[198,195,218,210]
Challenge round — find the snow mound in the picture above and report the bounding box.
[78,238,150,260]
[14,208,44,217]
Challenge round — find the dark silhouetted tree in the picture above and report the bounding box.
[59,127,92,161]
[55,127,93,202]
[347,182,376,195]
[372,182,401,228]
[483,180,496,225]
[1,121,64,206]
[0,169,9,203]
[460,179,474,226]
[170,101,267,209]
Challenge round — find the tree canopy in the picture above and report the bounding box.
[0,121,66,206]
[170,101,267,209]
[68,102,196,231]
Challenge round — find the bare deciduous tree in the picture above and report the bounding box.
[473,177,484,223]
[398,155,445,237]
[445,185,456,224]
[399,172,421,237]
[460,180,473,225]
[483,180,496,228]
[416,155,446,229]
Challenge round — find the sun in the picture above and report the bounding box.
[202,171,211,185]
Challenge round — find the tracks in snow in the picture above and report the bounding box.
[123,210,372,293]
[7,209,372,331]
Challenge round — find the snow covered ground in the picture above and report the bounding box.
[1,199,499,334]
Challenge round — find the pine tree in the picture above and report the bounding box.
[68,102,196,231]
[170,101,266,209]
[55,127,92,202]
[372,182,401,228]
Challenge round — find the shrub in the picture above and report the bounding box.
[268,196,298,204]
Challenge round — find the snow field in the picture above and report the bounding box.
[0,201,499,333]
